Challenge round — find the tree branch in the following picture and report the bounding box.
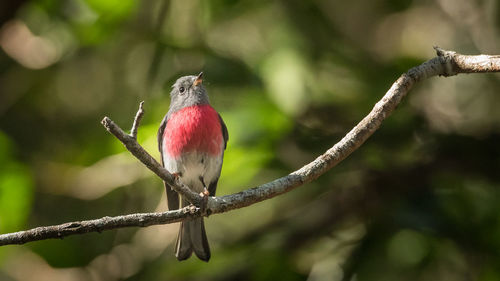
[1,47,499,246]
[101,116,202,206]
[130,101,145,140]
[0,207,200,246]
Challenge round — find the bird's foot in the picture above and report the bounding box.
[200,187,210,197]
[199,187,210,216]
[172,172,182,185]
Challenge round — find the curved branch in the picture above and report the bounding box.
[1,47,499,246]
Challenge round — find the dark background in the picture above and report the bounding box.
[0,0,499,280]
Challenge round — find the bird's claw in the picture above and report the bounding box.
[200,188,210,197]
[199,187,210,216]
[172,172,182,185]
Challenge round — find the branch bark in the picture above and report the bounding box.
[0,207,200,246]
[1,47,499,246]
[101,114,202,206]
[130,101,145,140]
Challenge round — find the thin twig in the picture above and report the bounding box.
[1,47,499,246]
[130,101,145,139]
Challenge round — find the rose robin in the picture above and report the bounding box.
[157,72,228,261]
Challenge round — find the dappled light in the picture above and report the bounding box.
[0,0,499,280]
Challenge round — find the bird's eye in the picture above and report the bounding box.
[179,86,185,93]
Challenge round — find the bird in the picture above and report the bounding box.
[157,72,228,262]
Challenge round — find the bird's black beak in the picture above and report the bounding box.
[193,72,203,86]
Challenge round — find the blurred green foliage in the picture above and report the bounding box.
[0,0,499,280]
[0,132,33,234]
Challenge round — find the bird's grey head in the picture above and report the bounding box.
[169,72,209,113]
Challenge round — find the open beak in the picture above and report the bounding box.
[193,72,203,86]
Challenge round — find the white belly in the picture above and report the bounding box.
[163,151,223,193]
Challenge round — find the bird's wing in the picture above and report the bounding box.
[208,114,229,196]
[218,114,229,150]
[158,114,180,210]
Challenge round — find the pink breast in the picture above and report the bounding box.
[163,105,223,158]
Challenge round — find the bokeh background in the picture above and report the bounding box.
[0,0,500,280]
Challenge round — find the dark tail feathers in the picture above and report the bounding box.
[175,217,210,262]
